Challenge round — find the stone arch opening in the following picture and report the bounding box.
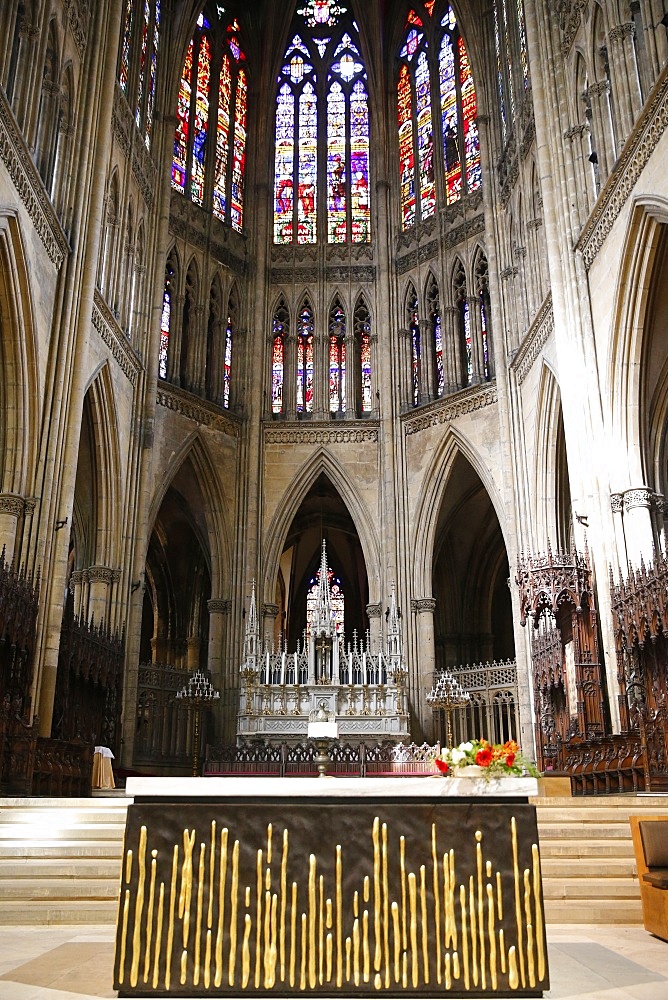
[274,472,368,650]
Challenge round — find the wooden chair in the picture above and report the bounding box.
[630,815,668,941]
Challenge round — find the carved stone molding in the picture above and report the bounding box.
[510,294,554,385]
[366,604,382,619]
[553,0,589,56]
[0,493,25,518]
[586,80,611,99]
[263,422,379,445]
[156,383,242,437]
[262,603,280,618]
[577,63,668,270]
[62,0,90,56]
[0,93,69,267]
[563,123,589,140]
[402,381,498,436]
[621,487,664,513]
[208,599,232,614]
[270,264,375,284]
[92,292,142,385]
[168,192,247,276]
[500,266,519,280]
[411,598,436,614]
[610,493,624,514]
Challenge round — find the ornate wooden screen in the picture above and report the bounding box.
[516,545,607,772]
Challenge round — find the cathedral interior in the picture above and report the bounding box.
[1,0,668,790]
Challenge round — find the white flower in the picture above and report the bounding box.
[459,741,473,752]
[450,747,467,764]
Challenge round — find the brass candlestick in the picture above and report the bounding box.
[426,671,470,747]
[176,670,220,776]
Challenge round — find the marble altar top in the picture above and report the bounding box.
[125,775,538,799]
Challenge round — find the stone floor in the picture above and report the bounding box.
[0,923,666,999]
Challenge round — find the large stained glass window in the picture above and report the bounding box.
[118,0,161,149]
[274,6,370,245]
[354,297,373,414]
[398,4,481,226]
[408,286,420,407]
[172,9,247,232]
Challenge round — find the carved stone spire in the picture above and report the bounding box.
[243,580,259,659]
[313,540,334,637]
[386,583,402,661]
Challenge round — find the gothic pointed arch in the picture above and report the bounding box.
[82,363,124,572]
[0,214,39,500]
[159,245,179,380]
[410,425,509,599]
[353,292,373,415]
[534,361,572,552]
[296,293,315,414]
[147,432,232,600]
[404,279,421,407]
[609,198,668,493]
[205,272,224,403]
[424,269,443,397]
[181,256,200,390]
[262,449,381,608]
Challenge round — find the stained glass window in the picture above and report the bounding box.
[297,303,314,414]
[408,288,420,407]
[427,277,443,397]
[493,1,507,142]
[517,0,529,91]
[354,298,372,415]
[307,570,345,635]
[274,12,370,244]
[173,13,247,230]
[223,318,232,407]
[120,2,133,93]
[271,300,288,415]
[463,298,472,383]
[494,0,528,143]
[119,1,160,149]
[159,254,175,380]
[399,4,482,224]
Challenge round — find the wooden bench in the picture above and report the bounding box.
[630,815,668,941]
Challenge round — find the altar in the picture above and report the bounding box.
[114,776,549,997]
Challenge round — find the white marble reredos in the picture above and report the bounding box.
[125,775,538,799]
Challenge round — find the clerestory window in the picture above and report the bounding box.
[397,3,481,230]
[172,6,247,232]
[274,1,371,245]
[119,0,162,150]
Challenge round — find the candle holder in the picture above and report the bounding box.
[176,670,220,776]
[426,670,470,747]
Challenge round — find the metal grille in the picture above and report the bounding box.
[436,660,519,746]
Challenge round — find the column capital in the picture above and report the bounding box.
[411,597,436,614]
[366,603,382,619]
[0,493,25,518]
[87,565,120,585]
[208,598,232,614]
[262,603,280,618]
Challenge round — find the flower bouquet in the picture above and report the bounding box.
[433,739,539,779]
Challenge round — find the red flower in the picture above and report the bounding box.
[505,753,516,767]
[434,758,449,774]
[475,748,493,767]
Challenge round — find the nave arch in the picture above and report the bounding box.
[533,361,572,553]
[261,450,381,614]
[0,214,39,507]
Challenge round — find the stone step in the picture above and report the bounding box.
[0,876,120,900]
[537,822,637,839]
[0,822,126,841]
[0,899,119,925]
[541,876,641,899]
[0,841,123,858]
[539,856,637,877]
[543,898,643,923]
[539,839,634,858]
[0,857,121,878]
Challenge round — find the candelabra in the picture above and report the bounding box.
[426,670,470,747]
[176,670,220,776]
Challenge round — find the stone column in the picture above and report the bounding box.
[87,566,119,625]
[344,330,357,418]
[369,333,379,417]
[313,329,327,420]
[150,621,170,664]
[610,493,627,573]
[466,295,484,385]
[637,0,668,84]
[262,602,279,649]
[189,303,207,395]
[0,493,25,564]
[187,635,201,671]
[167,293,185,384]
[69,570,84,620]
[366,603,382,651]
[586,80,615,180]
[411,597,437,741]
[607,22,643,143]
[622,488,660,567]
[284,332,298,419]
[418,318,434,402]
[562,123,595,226]
[442,305,460,393]
[398,328,412,410]
[207,598,229,703]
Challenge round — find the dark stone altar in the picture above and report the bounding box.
[114,776,548,998]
